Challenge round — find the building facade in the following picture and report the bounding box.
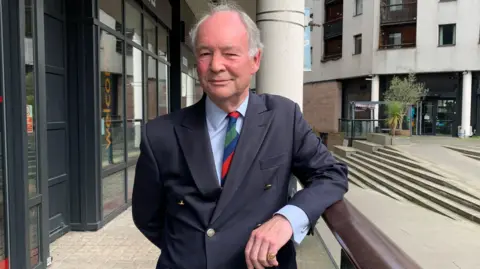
[0,0,307,268]
[304,0,480,137]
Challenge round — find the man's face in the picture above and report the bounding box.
[195,11,261,101]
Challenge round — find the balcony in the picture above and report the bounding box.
[380,2,417,25]
[379,42,416,50]
[325,0,341,4]
[324,18,343,39]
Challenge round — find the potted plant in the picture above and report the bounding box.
[386,102,403,136]
[384,73,428,135]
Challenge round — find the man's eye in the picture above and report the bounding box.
[200,52,211,56]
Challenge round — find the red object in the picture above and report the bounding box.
[0,258,8,269]
[0,96,3,103]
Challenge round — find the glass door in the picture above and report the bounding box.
[435,99,456,136]
[421,101,435,135]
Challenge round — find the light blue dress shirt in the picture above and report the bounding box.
[205,94,310,245]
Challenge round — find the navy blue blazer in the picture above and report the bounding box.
[132,93,348,269]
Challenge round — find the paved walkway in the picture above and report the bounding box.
[49,208,334,269]
[395,136,480,192]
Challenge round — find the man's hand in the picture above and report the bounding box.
[245,215,293,269]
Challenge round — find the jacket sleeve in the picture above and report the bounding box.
[132,124,165,249]
[287,102,349,230]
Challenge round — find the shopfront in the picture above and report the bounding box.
[0,0,192,267]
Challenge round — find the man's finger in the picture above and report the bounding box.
[245,234,255,269]
[266,245,279,267]
[250,234,264,269]
[258,239,271,267]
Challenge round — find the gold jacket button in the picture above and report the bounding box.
[206,228,216,237]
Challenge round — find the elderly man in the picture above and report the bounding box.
[132,3,348,269]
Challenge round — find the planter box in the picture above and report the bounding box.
[392,129,411,136]
[367,133,411,146]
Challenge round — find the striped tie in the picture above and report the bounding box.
[221,111,241,186]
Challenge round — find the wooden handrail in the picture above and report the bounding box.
[322,199,422,269]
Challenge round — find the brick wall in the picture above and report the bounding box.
[303,81,342,133]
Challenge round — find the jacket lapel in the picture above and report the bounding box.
[210,93,274,223]
[174,98,222,199]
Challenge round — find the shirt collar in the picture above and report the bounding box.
[205,93,249,130]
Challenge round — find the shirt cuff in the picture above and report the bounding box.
[275,205,310,245]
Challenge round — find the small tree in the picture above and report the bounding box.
[386,102,403,136]
[384,73,428,130]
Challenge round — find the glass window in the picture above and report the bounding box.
[147,56,157,120]
[158,61,169,115]
[98,0,122,30]
[439,24,456,46]
[126,46,143,160]
[125,1,142,45]
[127,165,136,200]
[25,0,38,198]
[29,207,40,268]
[158,26,168,60]
[100,29,125,168]
[102,170,126,217]
[354,34,362,54]
[355,0,363,15]
[144,16,156,54]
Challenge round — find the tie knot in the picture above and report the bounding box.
[228,111,241,119]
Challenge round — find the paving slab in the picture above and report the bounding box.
[49,207,334,269]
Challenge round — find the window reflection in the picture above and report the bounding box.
[147,56,157,120]
[144,16,156,54]
[126,46,143,159]
[25,0,38,197]
[125,2,142,45]
[98,0,122,30]
[102,170,126,217]
[158,27,168,60]
[29,207,40,268]
[158,62,169,115]
[100,29,125,167]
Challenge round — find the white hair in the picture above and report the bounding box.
[189,1,264,57]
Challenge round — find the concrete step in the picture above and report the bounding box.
[356,150,476,198]
[347,156,480,224]
[333,146,357,158]
[373,150,444,177]
[444,145,480,157]
[346,172,367,189]
[335,155,404,201]
[339,156,459,220]
[377,147,416,161]
[352,140,383,153]
[464,153,480,161]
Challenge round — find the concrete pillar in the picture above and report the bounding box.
[133,35,143,147]
[371,75,380,126]
[256,0,305,109]
[256,0,305,192]
[461,71,473,137]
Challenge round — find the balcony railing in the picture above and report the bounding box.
[324,18,343,39]
[323,199,422,268]
[380,2,417,25]
[379,42,416,50]
[325,0,341,4]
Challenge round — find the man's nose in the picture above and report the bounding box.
[209,52,225,72]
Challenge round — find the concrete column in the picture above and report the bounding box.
[256,0,305,192]
[133,36,143,147]
[371,75,380,126]
[461,71,473,137]
[256,0,305,109]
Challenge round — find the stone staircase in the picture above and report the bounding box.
[333,139,480,224]
[443,145,480,162]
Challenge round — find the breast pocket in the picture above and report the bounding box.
[259,153,288,170]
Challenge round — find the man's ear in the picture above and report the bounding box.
[251,49,262,74]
